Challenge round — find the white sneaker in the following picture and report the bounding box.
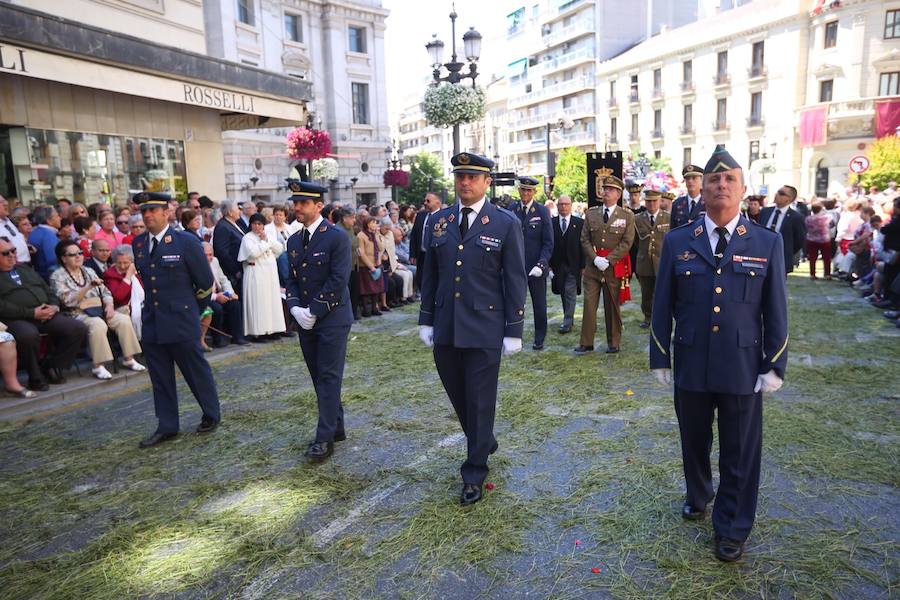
[123,359,146,372]
[92,365,113,380]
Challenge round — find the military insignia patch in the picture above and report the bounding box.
[693,225,703,237]
[481,215,489,225]
[164,235,172,243]
[678,250,697,261]
[448,213,455,222]
[319,226,327,232]
[736,225,747,236]
[457,153,471,164]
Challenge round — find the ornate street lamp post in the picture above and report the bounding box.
[425,4,482,156]
[385,139,405,205]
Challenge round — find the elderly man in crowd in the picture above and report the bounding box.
[213,199,247,291]
[0,195,29,265]
[237,200,257,233]
[85,238,112,278]
[0,236,87,390]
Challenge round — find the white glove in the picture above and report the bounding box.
[502,337,522,356]
[593,256,610,271]
[653,368,672,385]
[754,370,783,393]
[528,266,543,278]
[419,325,434,347]
[291,306,316,330]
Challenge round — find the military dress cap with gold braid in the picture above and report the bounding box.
[287,179,328,202]
[704,144,742,174]
[626,183,643,194]
[518,176,539,189]
[661,191,676,200]
[643,189,662,200]
[135,191,172,211]
[450,152,494,175]
[682,164,705,178]
[600,175,625,191]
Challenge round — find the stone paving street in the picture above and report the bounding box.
[0,264,898,599]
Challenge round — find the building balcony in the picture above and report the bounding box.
[748,65,768,80]
[542,19,593,49]
[608,135,618,145]
[628,91,640,104]
[530,47,594,78]
[651,128,663,140]
[607,97,617,108]
[712,120,729,132]
[507,137,549,154]
[509,76,596,108]
[542,0,594,24]
[652,88,664,100]
[795,98,877,140]
[628,132,639,142]
[746,116,765,128]
[551,129,595,149]
[680,80,695,94]
[679,125,695,137]
[713,73,730,87]
[509,104,595,131]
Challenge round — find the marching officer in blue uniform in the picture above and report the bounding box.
[508,177,554,350]
[418,153,527,506]
[670,164,705,228]
[649,145,788,562]
[133,192,221,448]
[284,180,354,462]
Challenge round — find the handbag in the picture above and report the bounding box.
[79,296,104,318]
[370,267,382,281]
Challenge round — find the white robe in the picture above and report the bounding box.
[237,232,286,336]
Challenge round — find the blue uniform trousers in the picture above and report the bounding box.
[527,275,548,345]
[298,324,351,442]
[433,344,501,486]
[675,387,762,542]
[143,340,221,434]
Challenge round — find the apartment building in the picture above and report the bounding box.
[204,0,392,207]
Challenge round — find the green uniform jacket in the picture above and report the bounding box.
[0,265,60,322]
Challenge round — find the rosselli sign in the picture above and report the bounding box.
[0,43,304,122]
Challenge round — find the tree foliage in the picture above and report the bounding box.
[397,152,453,207]
[859,135,900,191]
[552,147,587,202]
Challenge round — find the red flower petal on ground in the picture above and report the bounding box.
[485,483,495,490]
[575,540,582,545]
[591,567,602,574]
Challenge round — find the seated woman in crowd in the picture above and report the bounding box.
[102,244,144,339]
[11,214,36,264]
[805,202,833,280]
[356,216,385,317]
[0,323,36,398]
[237,213,285,340]
[50,239,145,379]
[94,210,125,248]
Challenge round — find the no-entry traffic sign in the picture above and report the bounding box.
[849,155,870,174]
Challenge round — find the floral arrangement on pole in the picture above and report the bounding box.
[286,127,332,161]
[312,157,339,181]
[383,169,410,188]
[423,84,486,128]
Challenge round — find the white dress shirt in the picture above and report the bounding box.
[766,206,789,232]
[458,197,486,229]
[0,217,29,263]
[704,213,741,255]
[303,216,324,244]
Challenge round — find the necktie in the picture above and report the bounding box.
[603,208,609,224]
[650,214,655,226]
[561,217,568,234]
[770,210,782,231]
[149,236,158,256]
[460,207,473,237]
[689,200,695,215]
[302,228,311,249]
[714,226,729,265]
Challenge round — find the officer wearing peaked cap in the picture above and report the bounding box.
[132,192,221,448]
[284,180,354,462]
[508,176,554,350]
[671,164,705,228]
[649,144,788,563]
[634,189,670,328]
[418,152,527,506]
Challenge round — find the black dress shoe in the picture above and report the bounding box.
[233,338,251,346]
[139,431,177,448]
[639,321,650,329]
[334,430,346,442]
[460,483,482,506]
[714,535,744,562]
[558,325,571,334]
[605,346,619,354]
[27,378,49,392]
[682,502,707,521]
[196,417,219,433]
[489,440,499,455]
[532,342,544,351]
[573,345,594,355]
[41,366,66,384]
[305,441,334,461]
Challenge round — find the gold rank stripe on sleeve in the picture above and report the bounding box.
[506,318,524,326]
[651,326,668,356]
[195,286,213,299]
[770,334,789,363]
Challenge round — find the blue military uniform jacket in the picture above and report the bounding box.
[509,200,554,272]
[418,200,527,349]
[670,195,705,229]
[284,220,353,328]
[133,226,214,344]
[649,216,788,395]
